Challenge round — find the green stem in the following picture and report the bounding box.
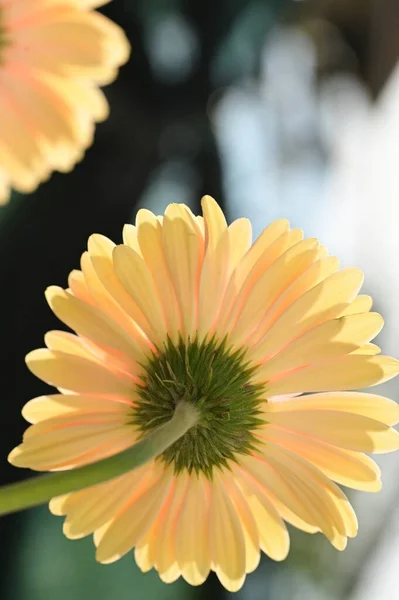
[0,401,198,517]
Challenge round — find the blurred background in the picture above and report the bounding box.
[1,0,399,598]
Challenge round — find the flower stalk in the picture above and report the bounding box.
[0,401,198,517]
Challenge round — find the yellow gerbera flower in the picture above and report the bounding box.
[0,0,129,203]
[9,196,399,592]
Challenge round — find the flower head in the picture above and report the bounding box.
[9,196,399,591]
[0,0,129,203]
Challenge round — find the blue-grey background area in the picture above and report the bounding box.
[1,1,399,599]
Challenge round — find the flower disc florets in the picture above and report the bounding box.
[134,336,265,477]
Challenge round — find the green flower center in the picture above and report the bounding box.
[133,336,265,477]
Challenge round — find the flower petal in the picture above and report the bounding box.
[175,475,211,585]
[230,239,320,346]
[210,473,246,592]
[259,426,381,491]
[113,245,167,344]
[95,466,173,564]
[235,471,289,561]
[162,204,204,337]
[264,392,399,425]
[26,349,135,396]
[250,268,364,362]
[264,355,399,396]
[262,410,399,453]
[136,209,182,342]
[255,313,384,380]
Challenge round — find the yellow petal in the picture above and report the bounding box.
[263,410,399,453]
[210,473,246,592]
[122,224,141,253]
[95,466,172,564]
[250,268,364,362]
[162,204,204,337]
[339,295,373,316]
[236,457,319,534]
[218,228,303,337]
[26,349,134,396]
[155,474,188,584]
[45,286,144,367]
[113,245,167,345]
[9,423,134,470]
[227,218,252,273]
[68,269,91,303]
[136,209,181,342]
[175,475,211,585]
[259,445,347,549]
[45,330,92,358]
[255,313,384,381]
[222,474,260,573]
[87,235,153,346]
[22,394,130,424]
[250,256,340,346]
[263,391,399,425]
[264,355,399,396]
[351,344,381,355]
[198,224,230,339]
[201,195,227,251]
[230,239,320,346]
[62,468,148,539]
[259,426,381,492]
[232,218,290,289]
[235,473,289,562]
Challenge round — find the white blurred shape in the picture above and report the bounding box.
[146,14,199,83]
[321,61,399,353]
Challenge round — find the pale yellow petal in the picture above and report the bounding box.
[263,410,399,453]
[255,313,383,381]
[264,355,399,396]
[135,480,176,574]
[26,349,134,396]
[113,245,167,345]
[87,235,153,346]
[339,295,373,316]
[62,468,148,539]
[68,270,92,303]
[259,445,347,549]
[351,344,381,355]
[259,426,381,491]
[250,256,340,346]
[136,209,181,341]
[9,423,135,470]
[230,239,320,346]
[162,204,204,337]
[201,195,227,251]
[210,473,246,592]
[122,224,141,253]
[95,466,172,564]
[235,457,319,534]
[218,228,304,337]
[44,330,92,359]
[236,473,290,561]
[198,225,230,339]
[227,218,252,273]
[22,394,131,424]
[155,474,188,584]
[263,391,399,426]
[222,474,260,573]
[45,286,144,367]
[250,268,364,362]
[175,475,211,585]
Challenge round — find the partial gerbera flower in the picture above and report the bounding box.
[9,196,399,591]
[0,0,129,203]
